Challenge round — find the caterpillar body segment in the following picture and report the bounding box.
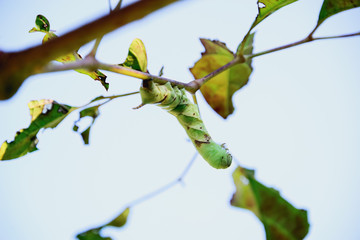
[140,81,232,169]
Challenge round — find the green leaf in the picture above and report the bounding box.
[36,14,50,32]
[252,0,298,29]
[105,207,130,227]
[0,100,76,160]
[73,106,100,145]
[29,15,109,90]
[77,208,130,240]
[189,36,254,119]
[318,0,360,25]
[231,167,309,240]
[120,38,148,72]
[94,71,109,91]
[243,33,255,66]
[55,52,109,91]
[29,14,50,33]
[76,228,112,240]
[80,127,91,145]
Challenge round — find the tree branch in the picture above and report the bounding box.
[0,0,182,100]
[22,29,360,101]
[41,30,360,95]
[188,31,360,92]
[41,58,190,90]
[248,31,360,59]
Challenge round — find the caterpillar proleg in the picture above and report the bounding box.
[140,80,232,169]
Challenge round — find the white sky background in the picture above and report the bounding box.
[0,0,359,239]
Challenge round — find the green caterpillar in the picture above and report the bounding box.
[140,80,232,169]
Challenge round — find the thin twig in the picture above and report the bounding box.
[236,24,254,56]
[98,62,190,89]
[248,31,360,59]
[127,180,179,208]
[41,31,360,96]
[114,0,123,10]
[87,38,103,58]
[78,91,139,109]
[108,0,112,12]
[126,152,198,207]
[178,152,198,182]
[41,58,190,90]
[248,38,308,59]
[0,0,181,100]
[95,91,139,108]
[106,91,139,100]
[187,31,360,91]
[307,23,320,38]
[87,0,123,58]
[313,31,360,40]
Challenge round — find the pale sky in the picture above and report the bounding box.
[0,0,360,240]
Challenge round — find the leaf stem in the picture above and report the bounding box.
[236,25,254,56]
[114,0,123,10]
[87,0,123,58]
[307,23,321,38]
[87,38,103,58]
